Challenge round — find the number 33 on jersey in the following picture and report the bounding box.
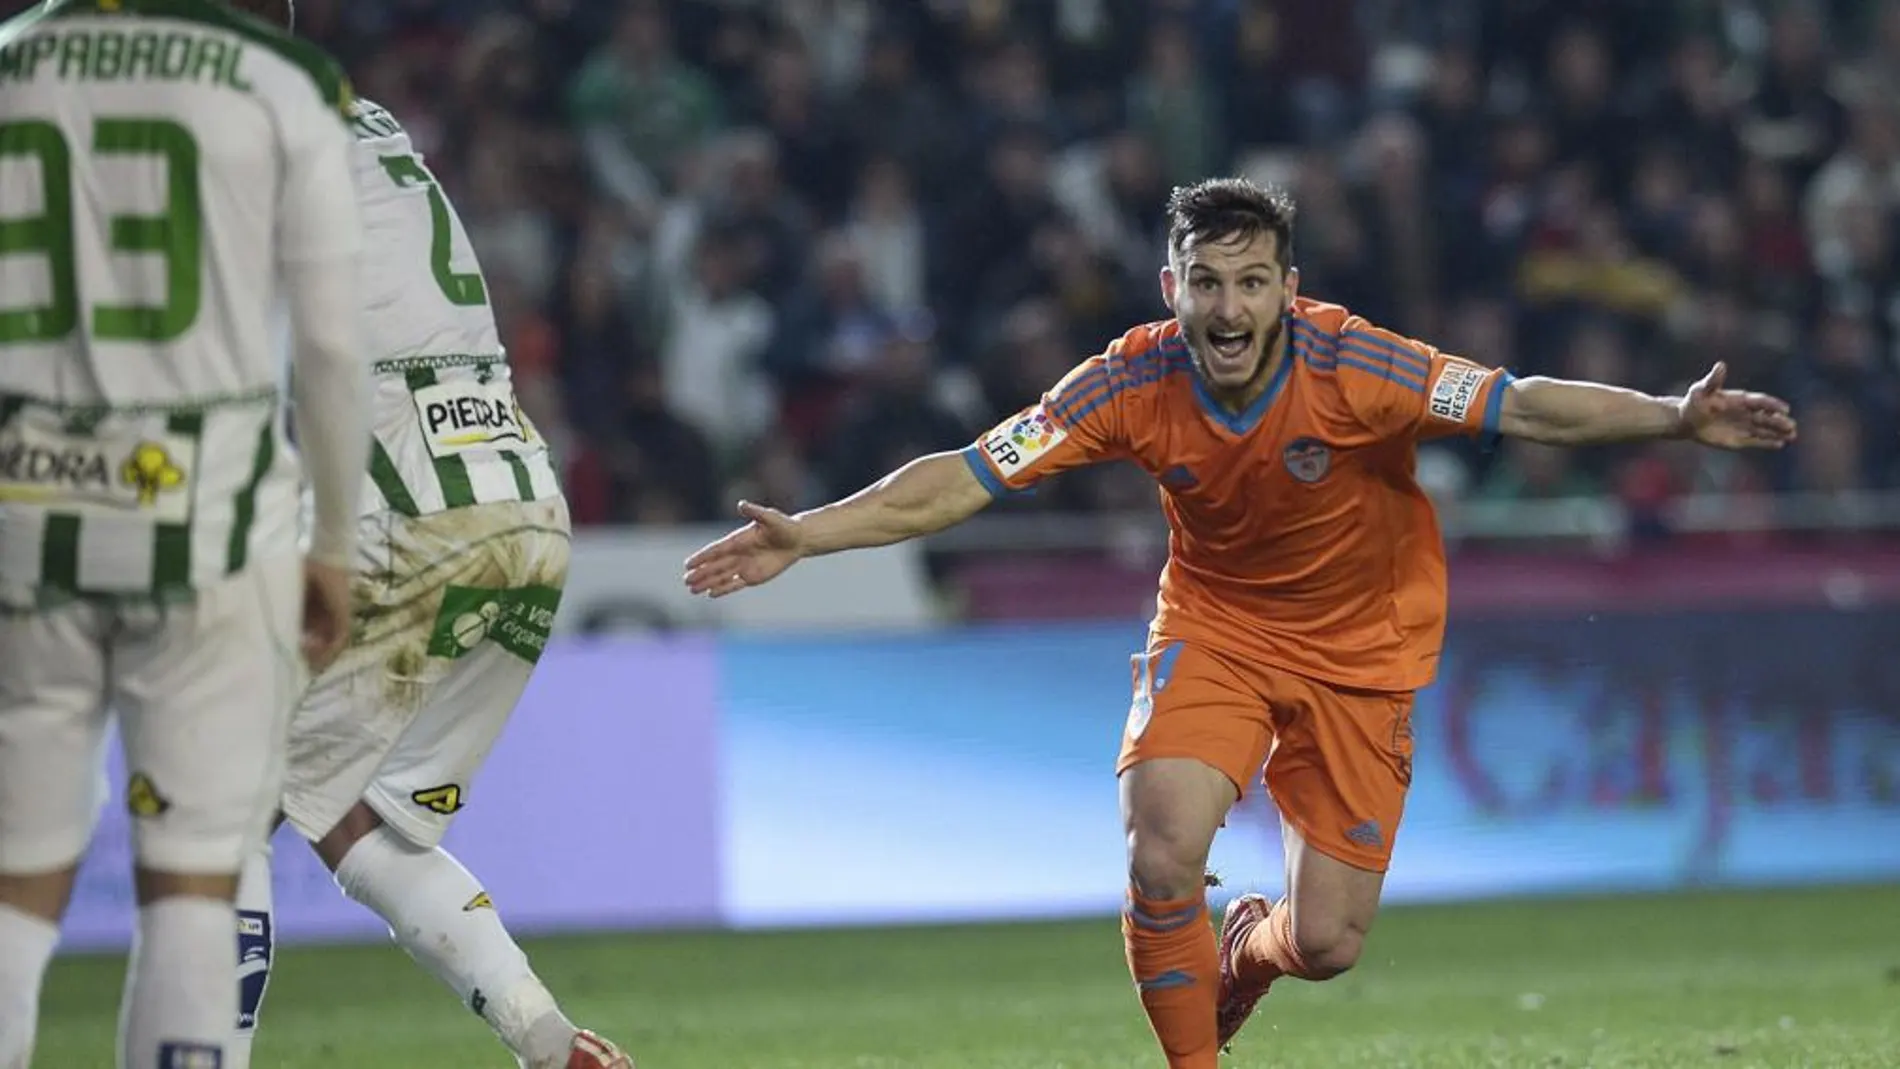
[0,0,362,604]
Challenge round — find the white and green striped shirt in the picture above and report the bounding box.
[349,98,560,519]
[364,355,561,517]
[0,392,292,606]
[0,0,358,608]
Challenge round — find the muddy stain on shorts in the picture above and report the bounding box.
[339,498,570,731]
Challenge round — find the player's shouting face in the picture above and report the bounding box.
[1159,179,1299,411]
[1165,230,1295,400]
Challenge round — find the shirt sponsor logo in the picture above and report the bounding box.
[0,416,193,522]
[412,380,538,458]
[427,583,562,664]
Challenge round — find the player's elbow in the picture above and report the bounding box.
[1496,378,1586,445]
[284,260,362,374]
[875,452,993,537]
[1498,410,1578,445]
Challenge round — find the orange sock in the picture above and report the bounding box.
[1233,898,1316,989]
[1122,889,1221,1069]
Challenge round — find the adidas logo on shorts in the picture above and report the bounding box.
[1345,820,1383,848]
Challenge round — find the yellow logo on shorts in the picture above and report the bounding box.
[462,892,494,912]
[411,784,464,815]
[126,772,171,817]
[120,442,184,506]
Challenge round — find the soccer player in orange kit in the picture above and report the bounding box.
[683,178,1798,1067]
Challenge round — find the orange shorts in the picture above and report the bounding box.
[1116,638,1416,872]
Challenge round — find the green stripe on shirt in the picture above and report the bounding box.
[369,439,421,517]
[404,366,475,508]
[225,414,273,572]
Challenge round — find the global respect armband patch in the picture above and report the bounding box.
[1427,361,1488,424]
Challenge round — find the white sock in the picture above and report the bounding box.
[0,902,61,1069]
[119,896,237,1069]
[334,827,575,1066]
[228,845,276,1069]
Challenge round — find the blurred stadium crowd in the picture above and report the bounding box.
[98,1,1900,526]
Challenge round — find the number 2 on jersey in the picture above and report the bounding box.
[378,154,488,307]
[0,119,202,345]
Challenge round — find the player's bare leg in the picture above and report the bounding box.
[1119,757,1236,1069]
[1218,818,1385,1047]
[309,802,632,1069]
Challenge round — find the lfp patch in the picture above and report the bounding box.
[981,405,1067,477]
[1283,437,1332,484]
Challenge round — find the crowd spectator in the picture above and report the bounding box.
[13,0,1886,538]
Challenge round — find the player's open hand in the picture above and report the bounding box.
[684,501,806,598]
[1679,362,1798,450]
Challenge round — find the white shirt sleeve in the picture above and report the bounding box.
[276,81,369,567]
[277,77,363,266]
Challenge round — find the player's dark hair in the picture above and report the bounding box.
[1166,177,1296,270]
[223,0,295,31]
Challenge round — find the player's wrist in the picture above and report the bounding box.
[1663,396,1694,440]
[782,511,824,558]
[305,525,356,570]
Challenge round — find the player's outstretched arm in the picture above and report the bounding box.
[684,450,993,598]
[1497,362,1798,450]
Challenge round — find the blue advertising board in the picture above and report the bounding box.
[59,608,1900,948]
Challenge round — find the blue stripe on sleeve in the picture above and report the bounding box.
[1048,367,1110,425]
[1341,330,1432,377]
[1334,351,1427,393]
[960,444,1010,499]
[1479,370,1516,452]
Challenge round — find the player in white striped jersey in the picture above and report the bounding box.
[0,0,370,1066]
[223,33,633,1069]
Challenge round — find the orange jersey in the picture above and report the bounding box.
[961,297,1515,691]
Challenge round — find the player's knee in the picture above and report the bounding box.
[1120,758,1233,901]
[131,800,267,895]
[1290,916,1366,980]
[0,867,81,923]
[313,801,385,872]
[133,867,239,904]
[1125,827,1213,901]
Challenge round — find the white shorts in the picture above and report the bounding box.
[281,496,570,849]
[0,553,303,875]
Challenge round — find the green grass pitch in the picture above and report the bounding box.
[36,884,1900,1067]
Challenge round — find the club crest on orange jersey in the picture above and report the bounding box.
[1283,437,1332,483]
